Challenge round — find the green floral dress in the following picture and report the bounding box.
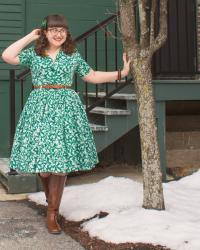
[9,47,99,173]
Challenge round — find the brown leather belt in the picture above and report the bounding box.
[34,85,71,89]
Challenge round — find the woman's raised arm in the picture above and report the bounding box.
[1,29,40,65]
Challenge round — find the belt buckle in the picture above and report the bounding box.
[35,86,43,89]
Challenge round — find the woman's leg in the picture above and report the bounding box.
[38,173,51,202]
[47,173,67,234]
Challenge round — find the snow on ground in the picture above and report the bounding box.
[29,171,200,250]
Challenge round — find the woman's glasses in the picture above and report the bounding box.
[48,28,67,35]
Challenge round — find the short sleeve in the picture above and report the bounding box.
[75,52,92,77]
[18,47,34,67]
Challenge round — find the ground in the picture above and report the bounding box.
[0,164,173,250]
[28,200,171,250]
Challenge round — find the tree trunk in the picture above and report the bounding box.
[118,0,168,210]
[132,59,165,209]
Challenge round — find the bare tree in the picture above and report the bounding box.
[118,0,168,210]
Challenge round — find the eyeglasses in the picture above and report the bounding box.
[48,28,67,35]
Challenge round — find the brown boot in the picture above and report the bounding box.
[38,173,50,203]
[47,174,67,234]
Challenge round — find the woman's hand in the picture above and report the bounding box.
[121,52,131,77]
[29,29,41,41]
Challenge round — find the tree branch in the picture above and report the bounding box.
[152,0,168,53]
[138,0,149,48]
[119,0,138,51]
[150,0,157,47]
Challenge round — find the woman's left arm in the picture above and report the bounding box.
[82,53,130,84]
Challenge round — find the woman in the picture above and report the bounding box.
[2,14,130,234]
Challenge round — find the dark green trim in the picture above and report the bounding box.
[153,80,200,100]
[156,101,166,181]
[195,0,198,72]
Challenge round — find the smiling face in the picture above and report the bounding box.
[45,27,67,48]
[35,15,76,56]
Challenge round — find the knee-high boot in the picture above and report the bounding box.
[38,174,50,203]
[47,174,67,234]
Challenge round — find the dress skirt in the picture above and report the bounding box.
[9,88,99,173]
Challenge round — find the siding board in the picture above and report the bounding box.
[0,5,23,12]
[0,20,22,27]
[26,6,114,20]
[0,0,23,4]
[0,13,23,20]
[26,0,113,6]
[0,27,23,34]
[0,63,20,70]
[0,41,19,47]
[0,34,22,41]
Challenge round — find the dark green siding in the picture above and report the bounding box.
[0,0,25,156]
[25,0,115,35]
[0,0,25,80]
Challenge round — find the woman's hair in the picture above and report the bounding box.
[35,14,76,56]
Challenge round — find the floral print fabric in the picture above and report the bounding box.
[18,47,91,86]
[10,47,98,173]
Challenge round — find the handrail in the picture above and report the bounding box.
[86,79,132,112]
[16,68,30,80]
[74,13,119,43]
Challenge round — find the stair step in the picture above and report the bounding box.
[89,106,131,115]
[89,123,108,131]
[108,79,134,84]
[0,158,40,194]
[85,92,137,100]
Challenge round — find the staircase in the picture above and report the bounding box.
[86,89,138,153]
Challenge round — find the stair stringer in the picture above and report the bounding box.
[93,100,138,153]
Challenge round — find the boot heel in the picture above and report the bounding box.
[47,210,62,234]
